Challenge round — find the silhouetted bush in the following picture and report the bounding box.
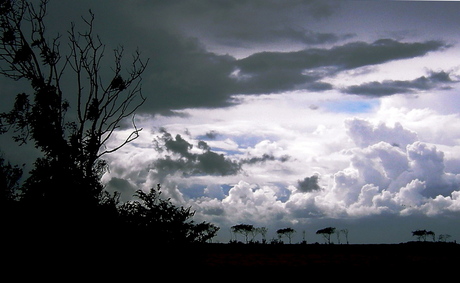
[118,185,219,244]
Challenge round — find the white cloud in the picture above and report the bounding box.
[345,117,418,148]
[220,181,286,224]
[99,89,460,243]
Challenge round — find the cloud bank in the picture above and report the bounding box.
[103,107,460,242]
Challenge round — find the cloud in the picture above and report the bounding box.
[343,71,456,96]
[133,0,340,49]
[237,39,446,74]
[104,177,138,202]
[231,39,447,96]
[220,181,286,224]
[151,130,241,181]
[112,32,447,115]
[297,175,322,193]
[345,118,418,148]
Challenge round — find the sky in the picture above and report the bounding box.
[2,0,460,244]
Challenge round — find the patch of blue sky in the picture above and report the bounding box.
[213,148,242,156]
[275,186,292,203]
[324,99,380,113]
[179,184,207,199]
[179,184,232,200]
[232,135,276,149]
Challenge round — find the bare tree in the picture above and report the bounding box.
[256,227,268,243]
[341,228,349,244]
[0,1,147,205]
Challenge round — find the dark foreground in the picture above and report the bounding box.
[187,242,460,268]
[6,241,460,274]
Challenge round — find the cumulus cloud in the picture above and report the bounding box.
[196,118,460,224]
[345,118,418,148]
[220,181,285,224]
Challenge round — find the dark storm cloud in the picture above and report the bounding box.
[0,1,453,116]
[236,39,446,74]
[297,175,321,193]
[240,153,291,165]
[152,131,240,179]
[211,28,355,48]
[343,71,456,97]
[230,39,446,95]
[136,34,446,113]
[135,0,339,47]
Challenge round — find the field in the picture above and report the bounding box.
[184,242,460,268]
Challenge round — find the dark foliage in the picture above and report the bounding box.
[412,229,436,242]
[119,185,219,243]
[231,224,255,243]
[0,1,219,247]
[277,227,296,244]
[316,227,336,244]
[0,155,22,204]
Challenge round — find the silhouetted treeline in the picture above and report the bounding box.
[2,168,219,245]
[0,1,220,248]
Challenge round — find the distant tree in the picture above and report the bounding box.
[277,227,296,244]
[341,229,349,244]
[256,227,268,243]
[231,224,254,243]
[438,234,451,243]
[301,230,307,244]
[426,230,436,242]
[412,230,435,242]
[316,227,336,244]
[118,185,219,244]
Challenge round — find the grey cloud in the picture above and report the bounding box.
[52,1,448,113]
[141,37,447,113]
[343,71,455,96]
[237,39,446,74]
[3,1,453,117]
[205,130,219,140]
[297,175,321,193]
[152,132,240,179]
[241,153,291,165]
[215,27,354,48]
[136,0,339,47]
[232,39,446,96]
[105,177,138,202]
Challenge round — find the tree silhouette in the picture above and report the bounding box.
[0,155,22,205]
[438,234,451,243]
[256,226,268,243]
[0,0,146,227]
[341,228,349,244]
[316,227,336,244]
[118,185,219,244]
[277,227,296,244]
[231,224,254,243]
[412,230,435,242]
